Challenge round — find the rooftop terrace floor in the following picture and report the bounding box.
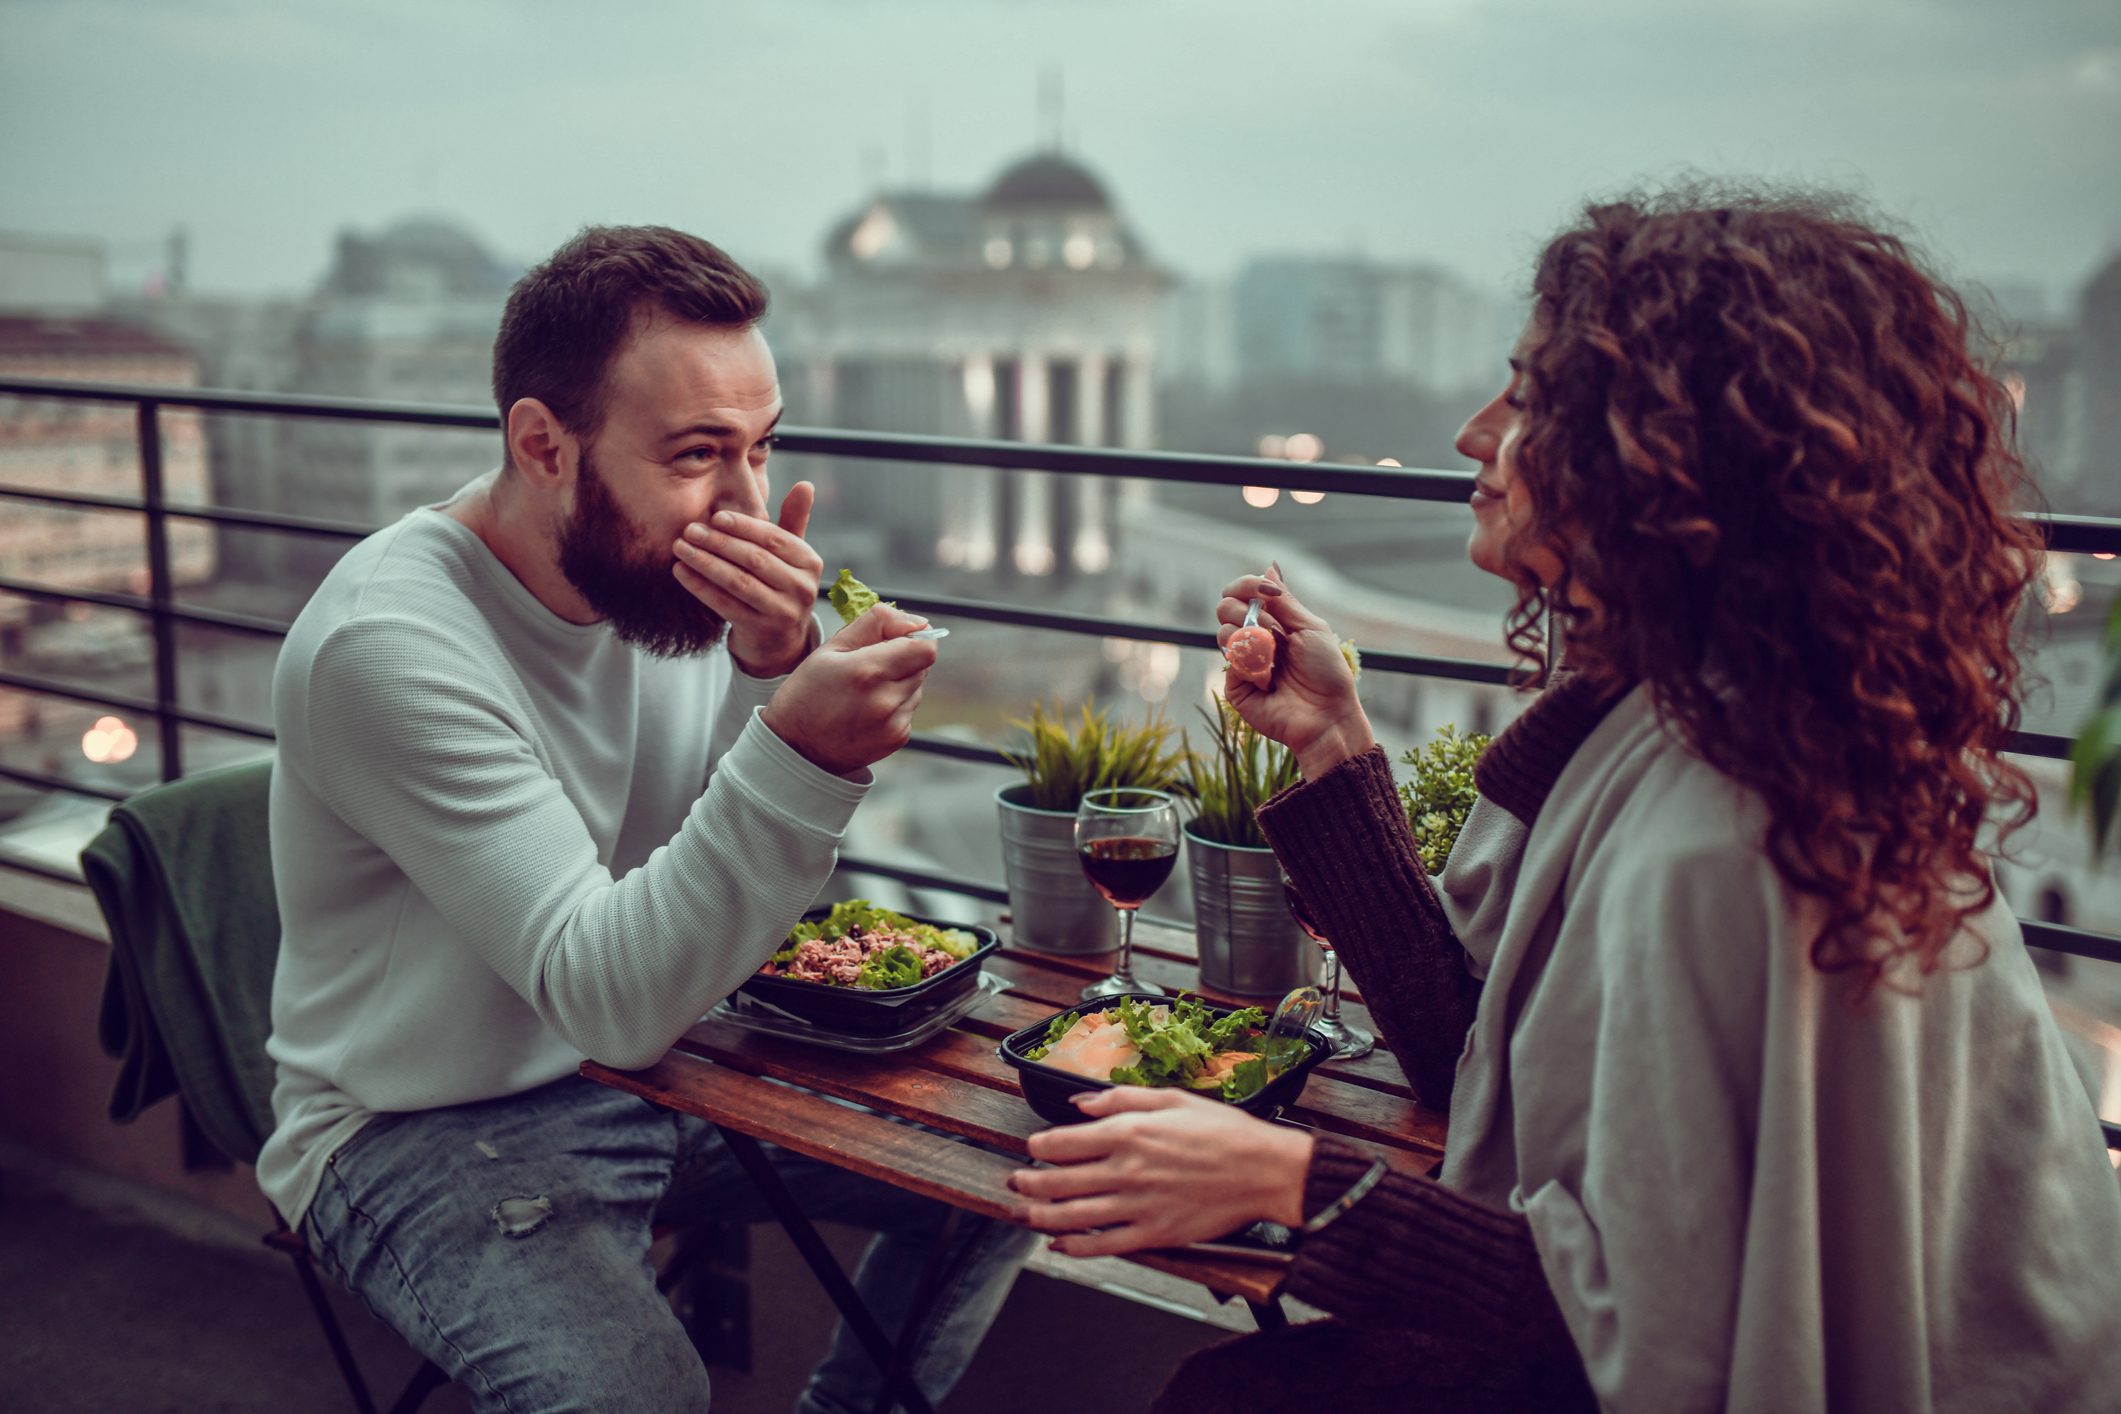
[0,1136,1228,1414]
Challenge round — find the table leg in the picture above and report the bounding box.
[1246,1297,1289,1333]
[714,1125,938,1414]
[872,1206,969,1414]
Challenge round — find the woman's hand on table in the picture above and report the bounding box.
[1009,1088,1313,1257]
[1215,570,1375,779]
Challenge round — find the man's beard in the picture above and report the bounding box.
[555,447,728,658]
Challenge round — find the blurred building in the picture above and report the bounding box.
[271,218,517,584]
[0,233,210,740]
[2000,250,2121,517]
[1158,255,1511,472]
[1223,256,1507,397]
[119,291,305,585]
[778,151,1168,582]
[0,232,106,314]
[2070,253,2121,516]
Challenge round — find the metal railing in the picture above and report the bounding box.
[3,375,2119,981]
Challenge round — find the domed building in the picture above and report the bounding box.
[788,151,1167,580]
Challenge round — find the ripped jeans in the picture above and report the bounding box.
[303,1074,1035,1413]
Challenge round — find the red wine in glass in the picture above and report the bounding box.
[1278,871,1375,1060]
[1076,788,1180,1000]
[1080,836,1178,909]
[1282,878,1327,942]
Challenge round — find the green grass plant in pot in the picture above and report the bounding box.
[1181,696,1311,997]
[997,701,1185,955]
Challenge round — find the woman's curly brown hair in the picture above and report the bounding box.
[1505,186,2043,995]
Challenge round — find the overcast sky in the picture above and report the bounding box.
[4,0,2118,313]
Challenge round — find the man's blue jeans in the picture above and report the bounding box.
[303,1074,1036,1413]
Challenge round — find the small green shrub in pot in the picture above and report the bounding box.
[1397,725,1494,875]
[2071,598,2121,856]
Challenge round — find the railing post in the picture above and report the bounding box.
[136,400,183,783]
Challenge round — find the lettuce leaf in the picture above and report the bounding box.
[1219,1055,1276,1103]
[1204,1004,1266,1051]
[827,569,884,625]
[1112,996,1212,1087]
[930,928,979,960]
[854,944,925,991]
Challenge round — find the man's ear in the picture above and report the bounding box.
[504,398,576,488]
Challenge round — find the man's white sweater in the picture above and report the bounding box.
[258,505,865,1225]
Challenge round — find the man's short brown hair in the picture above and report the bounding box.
[492,225,768,452]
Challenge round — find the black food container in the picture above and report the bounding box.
[996,992,1330,1125]
[736,910,1001,1035]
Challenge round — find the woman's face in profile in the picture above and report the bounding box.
[1456,343,1563,586]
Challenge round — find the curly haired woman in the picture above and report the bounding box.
[1009,189,2121,1412]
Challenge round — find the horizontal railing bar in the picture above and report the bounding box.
[0,483,146,515]
[2043,516,2121,556]
[901,733,1012,767]
[1357,648,1519,687]
[0,559,1504,690]
[0,375,1466,498]
[0,578,2083,756]
[5,378,2121,550]
[0,376,499,429]
[778,426,1474,500]
[0,576,294,638]
[835,854,1009,905]
[0,668,275,741]
[134,499,377,541]
[0,482,378,540]
[2006,730,2078,763]
[0,760,130,803]
[2022,920,2121,967]
[867,588,1520,686]
[0,575,159,618]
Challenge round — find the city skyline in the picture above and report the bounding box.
[4,0,2119,314]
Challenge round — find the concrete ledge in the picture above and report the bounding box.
[0,896,265,1228]
[0,864,108,944]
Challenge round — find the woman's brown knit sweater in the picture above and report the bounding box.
[1252,674,1622,1373]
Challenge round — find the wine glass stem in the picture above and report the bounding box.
[1321,944,1345,1021]
[1114,906,1136,984]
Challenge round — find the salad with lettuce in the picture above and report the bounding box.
[1025,995,1300,1103]
[758,899,981,991]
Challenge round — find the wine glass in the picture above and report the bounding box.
[1279,869,1376,1060]
[1075,787,1180,1000]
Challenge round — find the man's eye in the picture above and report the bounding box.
[1505,395,1528,411]
[755,435,779,455]
[680,446,717,461]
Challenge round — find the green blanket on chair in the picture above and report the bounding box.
[81,758,280,1167]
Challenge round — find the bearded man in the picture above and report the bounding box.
[260,226,1031,1413]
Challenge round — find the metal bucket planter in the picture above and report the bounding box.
[995,784,1118,955]
[1185,823,1311,998]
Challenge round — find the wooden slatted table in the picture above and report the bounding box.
[581,918,1448,1406]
